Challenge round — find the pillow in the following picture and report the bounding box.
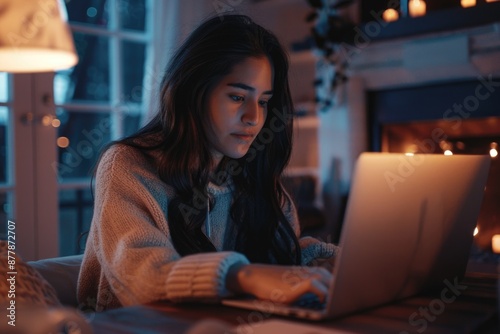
[28,254,83,307]
[0,240,61,307]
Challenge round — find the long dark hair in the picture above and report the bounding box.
[115,14,300,264]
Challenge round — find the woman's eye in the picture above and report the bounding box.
[230,95,244,102]
[259,100,269,107]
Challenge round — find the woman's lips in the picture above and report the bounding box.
[231,133,255,141]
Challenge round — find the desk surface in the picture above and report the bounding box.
[90,271,499,334]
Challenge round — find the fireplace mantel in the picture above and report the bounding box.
[347,22,500,90]
[329,20,500,177]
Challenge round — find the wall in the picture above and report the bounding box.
[245,1,366,234]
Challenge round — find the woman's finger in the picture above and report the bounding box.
[298,267,332,288]
[309,267,332,286]
[307,276,330,302]
[287,276,330,304]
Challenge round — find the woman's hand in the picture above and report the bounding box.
[226,263,332,304]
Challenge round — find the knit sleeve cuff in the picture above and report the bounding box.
[165,251,250,302]
[299,236,339,266]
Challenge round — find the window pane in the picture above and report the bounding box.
[123,114,142,137]
[65,0,109,28]
[54,69,74,105]
[56,110,112,180]
[0,107,8,184]
[0,192,13,240]
[59,188,94,256]
[54,33,110,104]
[119,0,146,31]
[122,41,146,103]
[0,72,8,102]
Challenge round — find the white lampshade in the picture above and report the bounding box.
[0,0,78,73]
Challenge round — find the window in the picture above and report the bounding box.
[55,0,151,255]
[0,0,158,259]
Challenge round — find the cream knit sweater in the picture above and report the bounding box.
[77,144,337,311]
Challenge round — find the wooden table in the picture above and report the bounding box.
[90,269,499,334]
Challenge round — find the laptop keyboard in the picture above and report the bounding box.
[292,293,327,310]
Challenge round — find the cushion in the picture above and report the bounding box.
[0,240,61,307]
[28,254,83,307]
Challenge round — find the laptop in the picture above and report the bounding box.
[221,153,491,320]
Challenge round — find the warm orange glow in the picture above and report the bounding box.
[382,8,399,22]
[0,50,78,73]
[444,150,453,156]
[41,115,52,126]
[490,142,498,158]
[461,0,476,7]
[409,0,426,17]
[51,118,61,128]
[0,0,78,73]
[57,137,70,148]
[492,235,500,254]
[486,0,500,2]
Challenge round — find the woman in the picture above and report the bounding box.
[77,14,337,311]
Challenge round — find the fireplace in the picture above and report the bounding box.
[344,13,500,254]
[369,80,500,251]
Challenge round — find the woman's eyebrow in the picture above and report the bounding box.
[227,82,273,95]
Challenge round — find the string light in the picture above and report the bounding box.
[490,142,498,158]
[461,0,476,7]
[382,8,399,22]
[57,137,70,148]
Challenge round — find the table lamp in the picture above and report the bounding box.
[0,0,78,72]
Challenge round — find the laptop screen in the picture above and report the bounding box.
[328,153,490,318]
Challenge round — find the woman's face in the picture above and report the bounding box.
[205,56,273,166]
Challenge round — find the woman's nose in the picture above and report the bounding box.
[241,100,260,126]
